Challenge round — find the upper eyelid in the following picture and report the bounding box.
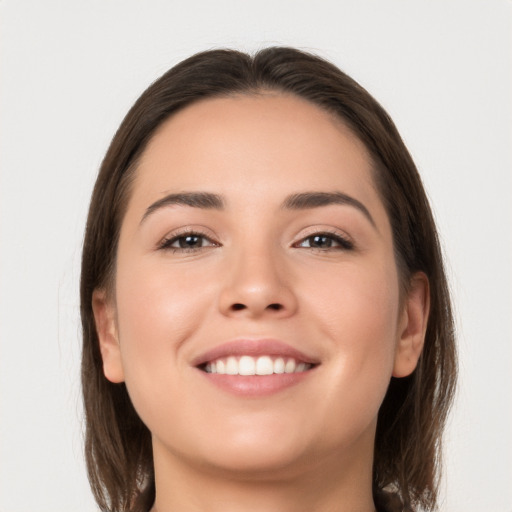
[157,228,219,249]
[293,226,353,242]
[160,225,217,238]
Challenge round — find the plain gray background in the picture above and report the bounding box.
[1,1,511,511]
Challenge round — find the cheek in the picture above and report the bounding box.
[301,260,401,411]
[113,258,215,388]
[305,258,400,339]
[117,256,213,332]
[112,257,223,441]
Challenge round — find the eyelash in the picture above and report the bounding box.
[293,230,354,251]
[157,229,354,253]
[158,230,218,253]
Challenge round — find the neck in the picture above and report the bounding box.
[149,435,377,512]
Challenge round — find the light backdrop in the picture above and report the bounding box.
[1,1,511,511]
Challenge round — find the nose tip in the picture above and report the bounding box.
[218,255,298,319]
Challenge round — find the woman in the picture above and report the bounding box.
[81,47,456,512]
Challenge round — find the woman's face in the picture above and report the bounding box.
[94,94,426,478]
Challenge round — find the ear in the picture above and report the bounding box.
[393,272,430,378]
[92,289,125,383]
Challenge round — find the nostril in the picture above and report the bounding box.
[230,303,283,312]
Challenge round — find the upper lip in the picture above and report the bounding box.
[191,339,321,367]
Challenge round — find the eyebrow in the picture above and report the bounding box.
[141,190,375,228]
[282,191,376,228]
[141,192,225,224]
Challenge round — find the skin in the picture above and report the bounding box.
[93,94,428,512]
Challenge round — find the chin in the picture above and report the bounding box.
[199,443,312,480]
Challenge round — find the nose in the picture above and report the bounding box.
[218,247,298,319]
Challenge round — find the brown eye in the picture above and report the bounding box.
[297,233,353,250]
[307,235,334,248]
[159,232,218,252]
[176,234,204,248]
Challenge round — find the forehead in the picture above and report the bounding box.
[132,93,380,213]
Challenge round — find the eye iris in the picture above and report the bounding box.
[310,235,332,248]
[179,235,202,248]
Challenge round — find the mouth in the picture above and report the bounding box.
[193,339,319,396]
[199,355,315,375]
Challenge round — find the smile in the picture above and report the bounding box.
[193,339,319,396]
[203,355,313,375]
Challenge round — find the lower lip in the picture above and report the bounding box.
[198,370,314,397]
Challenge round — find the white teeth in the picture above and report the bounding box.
[226,356,238,375]
[284,358,296,373]
[273,357,285,374]
[256,355,273,375]
[204,356,312,375]
[239,355,256,375]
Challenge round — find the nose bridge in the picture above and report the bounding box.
[218,235,297,318]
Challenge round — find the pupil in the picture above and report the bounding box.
[312,235,331,248]
[180,235,201,248]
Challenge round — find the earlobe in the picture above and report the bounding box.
[393,272,430,378]
[92,289,125,383]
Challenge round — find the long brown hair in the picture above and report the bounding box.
[81,47,456,512]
